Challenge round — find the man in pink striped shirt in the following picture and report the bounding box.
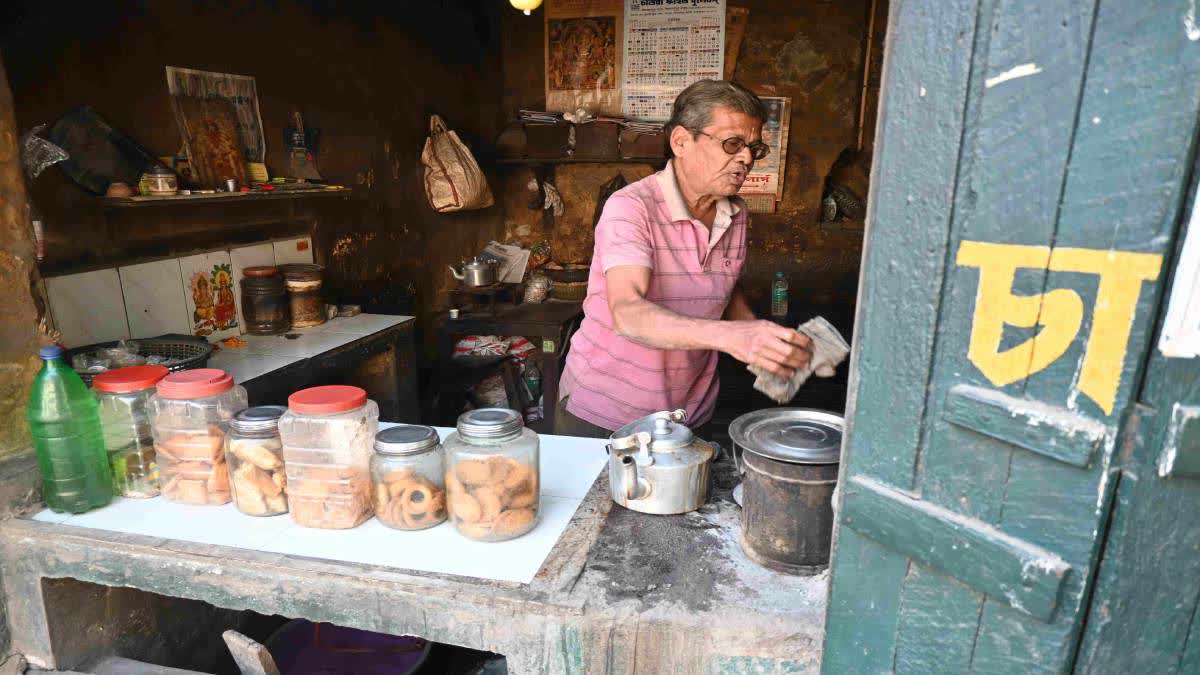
[556,80,812,437]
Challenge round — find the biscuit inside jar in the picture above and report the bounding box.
[447,456,538,541]
[375,472,446,531]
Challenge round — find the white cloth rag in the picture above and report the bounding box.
[750,316,850,404]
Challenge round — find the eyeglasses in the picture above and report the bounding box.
[694,130,770,160]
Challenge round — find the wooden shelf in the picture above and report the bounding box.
[494,157,665,166]
[94,187,352,209]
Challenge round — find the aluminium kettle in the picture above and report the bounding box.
[447,257,498,287]
[606,409,716,515]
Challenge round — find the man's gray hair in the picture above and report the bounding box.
[665,79,768,155]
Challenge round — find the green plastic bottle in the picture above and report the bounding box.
[27,345,112,513]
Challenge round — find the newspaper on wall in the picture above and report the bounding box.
[165,67,266,163]
[545,0,625,116]
[738,96,790,207]
[622,0,726,122]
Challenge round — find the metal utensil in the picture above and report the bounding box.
[605,409,717,515]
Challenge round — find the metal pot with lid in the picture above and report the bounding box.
[606,409,716,515]
[730,408,843,575]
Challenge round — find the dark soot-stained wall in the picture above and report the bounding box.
[0,1,506,346]
[499,0,883,310]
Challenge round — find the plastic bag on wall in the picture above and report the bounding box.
[421,115,494,212]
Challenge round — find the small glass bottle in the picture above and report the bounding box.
[371,425,447,530]
[227,406,288,517]
[443,408,540,542]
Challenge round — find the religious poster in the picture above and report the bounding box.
[165,67,266,186]
[545,0,624,116]
[738,96,790,210]
[622,0,726,121]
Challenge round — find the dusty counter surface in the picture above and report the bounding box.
[0,451,827,673]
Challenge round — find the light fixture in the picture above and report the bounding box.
[510,0,543,16]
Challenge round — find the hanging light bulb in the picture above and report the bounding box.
[510,0,543,16]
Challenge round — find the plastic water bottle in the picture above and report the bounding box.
[27,345,112,513]
[771,271,789,319]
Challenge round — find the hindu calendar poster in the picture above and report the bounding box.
[622,0,726,121]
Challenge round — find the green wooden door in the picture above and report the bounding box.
[822,1,1200,672]
[1072,148,1200,672]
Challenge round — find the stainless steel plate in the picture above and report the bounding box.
[729,408,844,465]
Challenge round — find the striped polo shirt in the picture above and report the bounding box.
[560,161,748,431]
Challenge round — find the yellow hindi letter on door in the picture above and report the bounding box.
[956,241,1083,388]
[956,241,1161,416]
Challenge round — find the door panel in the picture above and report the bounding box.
[1074,172,1200,673]
[824,0,1200,672]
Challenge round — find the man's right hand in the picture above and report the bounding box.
[723,320,813,378]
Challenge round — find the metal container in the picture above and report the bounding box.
[279,264,325,328]
[730,408,842,575]
[240,266,289,335]
[606,409,716,515]
[447,257,498,287]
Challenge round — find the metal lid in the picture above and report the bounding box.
[230,406,287,434]
[729,408,843,464]
[457,408,524,439]
[375,425,440,455]
[611,410,694,449]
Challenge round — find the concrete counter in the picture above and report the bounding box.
[0,456,827,673]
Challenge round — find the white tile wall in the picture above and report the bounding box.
[45,269,129,348]
[229,243,277,332]
[47,239,316,347]
[272,236,314,266]
[119,259,189,339]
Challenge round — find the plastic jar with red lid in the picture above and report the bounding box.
[151,368,248,505]
[279,385,378,529]
[92,365,169,498]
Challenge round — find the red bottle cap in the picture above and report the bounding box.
[92,365,170,393]
[156,368,235,399]
[288,385,368,414]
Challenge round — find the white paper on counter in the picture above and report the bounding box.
[31,428,609,585]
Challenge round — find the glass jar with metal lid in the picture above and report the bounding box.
[226,406,288,517]
[92,365,169,498]
[443,408,539,542]
[371,425,447,530]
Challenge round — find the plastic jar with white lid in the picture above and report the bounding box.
[443,408,540,542]
[279,385,378,529]
[151,368,248,505]
[93,365,169,498]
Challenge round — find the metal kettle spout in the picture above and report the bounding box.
[619,454,649,501]
[447,264,465,281]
